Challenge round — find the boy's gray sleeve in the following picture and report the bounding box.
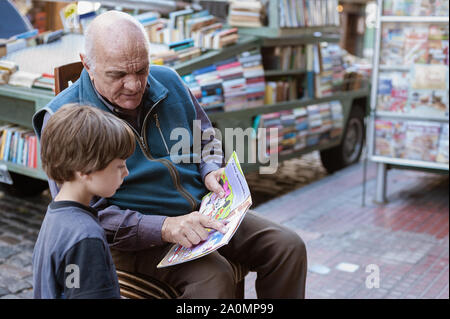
[41,112,167,249]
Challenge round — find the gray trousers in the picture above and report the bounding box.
[111,211,307,298]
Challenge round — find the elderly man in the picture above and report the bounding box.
[33,11,307,298]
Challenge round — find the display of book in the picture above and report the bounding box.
[143,9,239,50]
[0,123,38,168]
[256,100,344,156]
[278,0,340,28]
[181,49,266,112]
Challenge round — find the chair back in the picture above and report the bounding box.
[54,61,83,94]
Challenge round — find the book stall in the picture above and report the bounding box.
[0,0,371,193]
[368,0,449,202]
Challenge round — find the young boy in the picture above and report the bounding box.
[32,104,135,299]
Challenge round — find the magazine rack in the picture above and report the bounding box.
[367,0,449,202]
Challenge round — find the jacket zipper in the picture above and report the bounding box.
[125,97,197,212]
[154,113,170,155]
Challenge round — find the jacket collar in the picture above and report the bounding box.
[77,67,169,109]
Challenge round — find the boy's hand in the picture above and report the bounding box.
[204,168,225,198]
[162,212,227,248]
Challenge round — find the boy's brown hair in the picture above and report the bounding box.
[41,104,136,184]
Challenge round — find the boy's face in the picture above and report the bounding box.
[86,159,129,198]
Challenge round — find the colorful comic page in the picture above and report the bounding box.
[158,151,252,268]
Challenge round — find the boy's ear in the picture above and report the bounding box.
[75,171,91,182]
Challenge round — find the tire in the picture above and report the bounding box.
[320,106,365,174]
[4,172,48,197]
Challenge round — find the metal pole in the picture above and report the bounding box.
[375,162,387,203]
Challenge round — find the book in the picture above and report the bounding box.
[158,151,252,268]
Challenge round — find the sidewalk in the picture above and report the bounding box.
[245,161,449,299]
[0,157,448,299]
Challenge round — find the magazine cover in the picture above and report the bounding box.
[403,26,429,64]
[377,71,409,113]
[380,25,404,65]
[404,121,441,162]
[408,89,449,117]
[375,119,395,157]
[436,123,449,164]
[158,151,252,268]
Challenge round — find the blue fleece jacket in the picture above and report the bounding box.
[33,65,207,216]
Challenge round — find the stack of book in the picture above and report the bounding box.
[0,124,38,168]
[150,42,202,67]
[329,101,344,139]
[228,0,264,28]
[278,0,340,28]
[375,119,449,163]
[259,112,283,156]
[190,64,225,111]
[279,110,297,155]
[217,57,248,111]
[144,9,239,50]
[181,49,265,112]
[0,60,18,85]
[306,104,322,147]
[32,74,55,91]
[256,103,340,156]
[239,50,266,108]
[264,45,306,71]
[293,108,308,151]
[314,43,346,98]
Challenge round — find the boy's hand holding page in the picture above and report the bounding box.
[158,152,252,268]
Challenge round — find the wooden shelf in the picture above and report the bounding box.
[264,69,306,77]
[0,160,47,180]
[208,88,370,121]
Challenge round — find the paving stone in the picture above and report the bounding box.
[0,245,17,260]
[0,287,9,297]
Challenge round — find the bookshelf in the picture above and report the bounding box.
[367,0,449,203]
[229,0,369,174]
[231,0,341,38]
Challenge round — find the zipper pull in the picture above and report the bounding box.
[154,113,170,155]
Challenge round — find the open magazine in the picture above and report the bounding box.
[157,151,252,268]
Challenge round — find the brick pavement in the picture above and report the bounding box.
[0,155,448,299]
[244,161,449,299]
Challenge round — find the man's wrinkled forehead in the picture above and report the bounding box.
[95,37,149,71]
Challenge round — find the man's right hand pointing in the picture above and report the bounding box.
[161,212,228,248]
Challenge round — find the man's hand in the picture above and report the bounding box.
[204,168,225,198]
[161,211,228,248]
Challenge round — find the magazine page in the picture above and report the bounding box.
[158,151,252,268]
[404,121,441,162]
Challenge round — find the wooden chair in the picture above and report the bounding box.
[53,61,249,299]
[54,61,84,94]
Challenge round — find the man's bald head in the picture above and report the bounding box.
[83,11,150,70]
[80,11,151,110]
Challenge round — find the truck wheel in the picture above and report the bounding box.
[320,106,365,174]
[5,172,48,197]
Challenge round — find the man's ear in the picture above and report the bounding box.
[80,53,94,81]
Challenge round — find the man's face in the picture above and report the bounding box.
[89,41,149,110]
